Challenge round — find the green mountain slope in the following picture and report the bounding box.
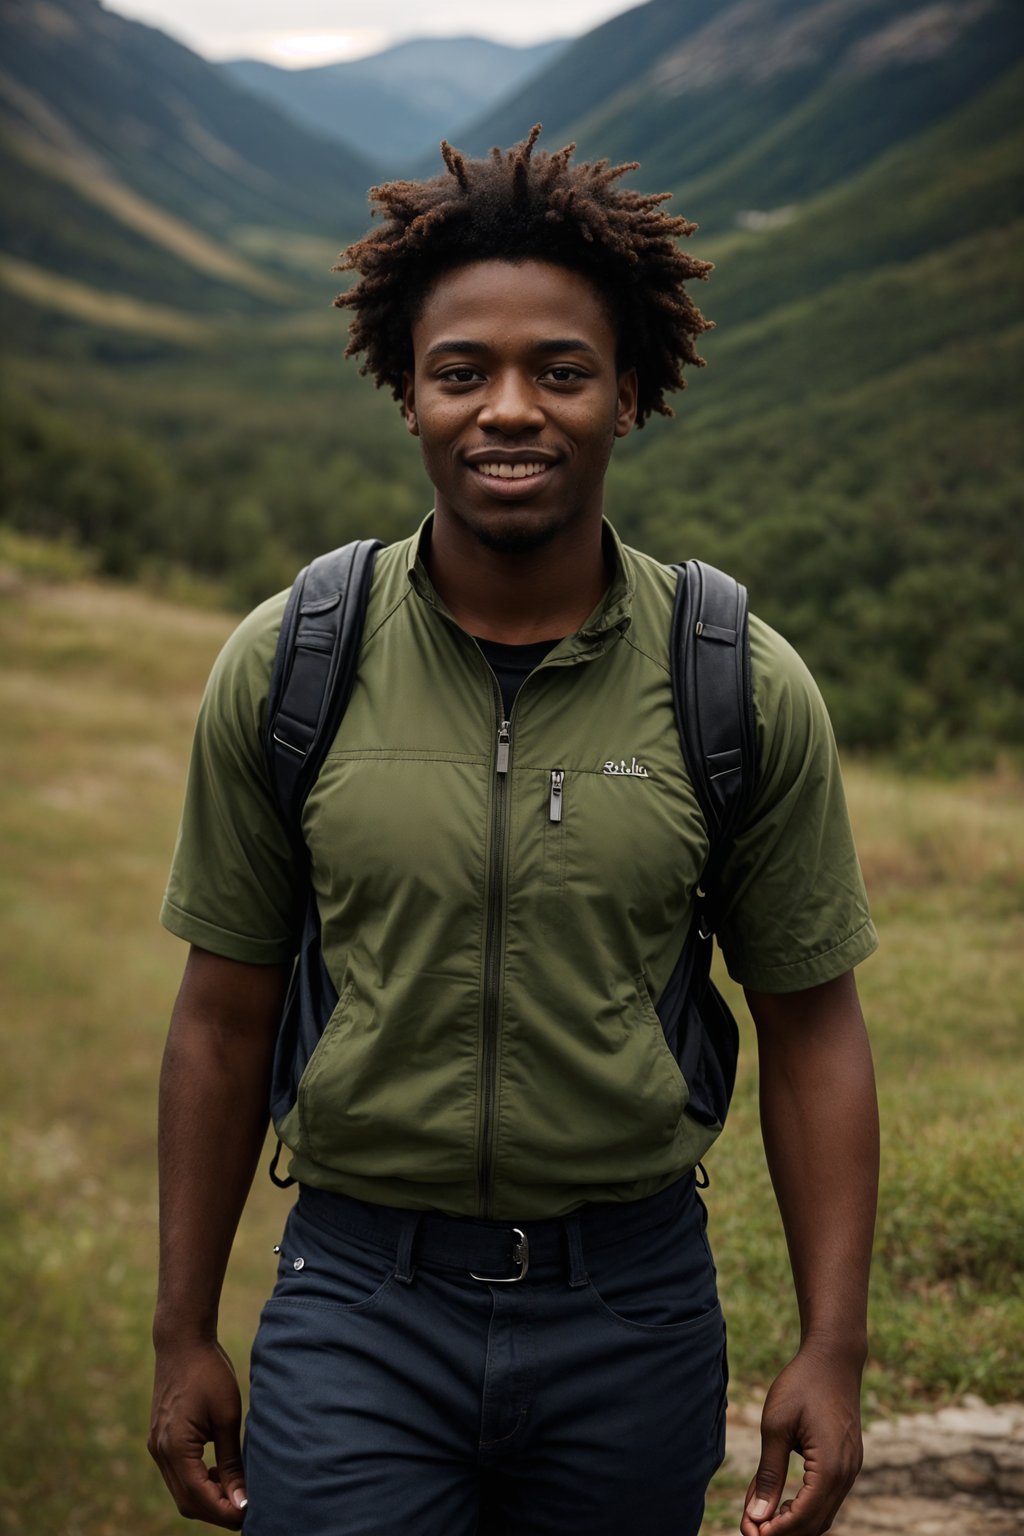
[603,76,1024,761]
[666,9,1024,232]
[0,0,378,316]
[437,0,693,163]
[690,214,1023,430]
[459,0,1023,234]
[680,64,1024,402]
[0,138,265,314]
[1,0,374,234]
[225,37,567,172]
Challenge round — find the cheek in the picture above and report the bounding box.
[415,398,472,443]
[562,396,623,444]
[572,413,620,459]
[417,427,462,469]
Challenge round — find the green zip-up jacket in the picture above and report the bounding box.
[162,519,877,1219]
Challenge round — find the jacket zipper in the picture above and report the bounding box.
[549,769,564,822]
[479,703,512,1216]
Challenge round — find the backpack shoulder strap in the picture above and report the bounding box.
[265,538,383,833]
[669,559,758,930]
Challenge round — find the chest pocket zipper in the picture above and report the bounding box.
[544,769,566,890]
[549,769,565,822]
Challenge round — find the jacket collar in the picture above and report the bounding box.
[405,513,634,643]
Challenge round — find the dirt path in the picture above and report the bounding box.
[714,1398,1024,1534]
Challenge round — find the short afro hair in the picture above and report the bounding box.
[333,124,713,427]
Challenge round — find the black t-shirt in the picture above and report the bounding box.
[475,636,562,718]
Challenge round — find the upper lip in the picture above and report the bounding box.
[463,448,560,466]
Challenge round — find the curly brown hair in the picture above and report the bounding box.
[333,125,713,427]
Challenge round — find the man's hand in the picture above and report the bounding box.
[741,1345,865,1535]
[149,1338,248,1528]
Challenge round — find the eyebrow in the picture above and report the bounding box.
[423,338,600,359]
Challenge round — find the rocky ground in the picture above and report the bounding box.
[717,1398,1024,1534]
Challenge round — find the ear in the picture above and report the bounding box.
[614,367,638,438]
[402,371,419,436]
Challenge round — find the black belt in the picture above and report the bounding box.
[297,1172,697,1285]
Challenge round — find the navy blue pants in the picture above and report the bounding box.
[243,1174,727,1534]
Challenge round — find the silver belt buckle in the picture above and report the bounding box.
[470,1226,530,1283]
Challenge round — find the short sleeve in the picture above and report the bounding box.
[160,591,299,964]
[715,617,878,993]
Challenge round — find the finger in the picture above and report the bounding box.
[150,1429,202,1515]
[755,1465,848,1535]
[212,1416,249,1516]
[211,1356,248,1514]
[174,1445,245,1528]
[154,1447,230,1527]
[151,1452,193,1523]
[742,1421,792,1528]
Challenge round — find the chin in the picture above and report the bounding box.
[461,507,570,555]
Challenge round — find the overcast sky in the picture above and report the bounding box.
[103,0,631,66]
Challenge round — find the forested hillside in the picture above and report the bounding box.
[2,0,1021,765]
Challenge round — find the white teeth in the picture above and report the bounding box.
[476,462,548,478]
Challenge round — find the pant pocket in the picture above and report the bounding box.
[584,1190,719,1332]
[267,1202,397,1312]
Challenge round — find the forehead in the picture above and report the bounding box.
[412,259,617,355]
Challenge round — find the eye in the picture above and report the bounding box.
[438,366,482,385]
[541,365,587,384]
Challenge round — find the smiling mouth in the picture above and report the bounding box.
[473,461,552,480]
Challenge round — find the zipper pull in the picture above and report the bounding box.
[496,719,512,775]
[549,768,564,823]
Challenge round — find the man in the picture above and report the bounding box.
[149,128,879,1535]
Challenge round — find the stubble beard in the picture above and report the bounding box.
[468,510,569,555]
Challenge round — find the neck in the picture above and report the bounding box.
[424,512,610,644]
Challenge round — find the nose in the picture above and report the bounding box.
[476,369,545,434]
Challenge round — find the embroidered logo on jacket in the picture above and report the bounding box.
[603,758,651,778]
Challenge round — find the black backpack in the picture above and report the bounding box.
[263,540,757,1187]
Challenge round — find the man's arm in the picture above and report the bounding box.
[740,969,879,1536]
[148,945,289,1530]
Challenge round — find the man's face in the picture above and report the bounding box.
[402,259,637,555]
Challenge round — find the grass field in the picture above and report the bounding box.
[1,563,1021,1535]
